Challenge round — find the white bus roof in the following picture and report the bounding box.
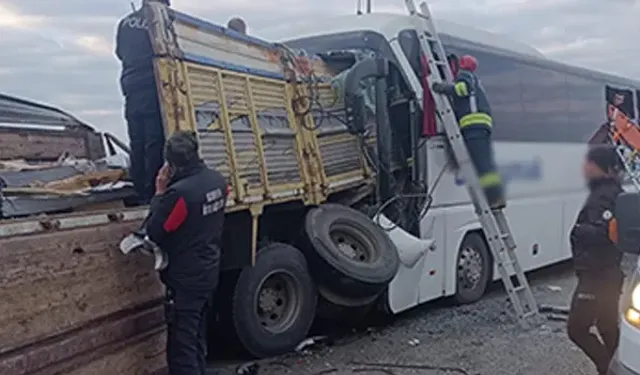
[256,13,545,59]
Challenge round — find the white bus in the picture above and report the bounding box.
[259,12,640,313]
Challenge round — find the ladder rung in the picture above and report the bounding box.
[512,285,526,293]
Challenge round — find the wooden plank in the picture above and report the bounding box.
[0,305,165,375]
[43,170,125,191]
[61,329,166,375]
[74,200,125,212]
[0,221,164,355]
[0,127,105,161]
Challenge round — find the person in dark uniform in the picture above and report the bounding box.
[567,145,624,375]
[115,0,169,204]
[431,53,505,209]
[146,131,227,375]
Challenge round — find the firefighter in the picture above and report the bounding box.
[146,131,227,375]
[567,145,624,375]
[431,53,505,209]
[115,0,169,204]
[227,17,247,34]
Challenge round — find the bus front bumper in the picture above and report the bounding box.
[609,353,640,375]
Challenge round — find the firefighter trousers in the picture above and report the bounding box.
[461,126,505,208]
[567,270,624,374]
[164,287,213,375]
[125,92,165,205]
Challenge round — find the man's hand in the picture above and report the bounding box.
[155,163,171,195]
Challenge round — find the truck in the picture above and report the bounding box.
[4,1,640,374]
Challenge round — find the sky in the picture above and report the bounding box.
[0,0,638,141]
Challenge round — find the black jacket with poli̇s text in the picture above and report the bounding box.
[115,7,156,103]
[570,177,623,275]
[146,162,228,291]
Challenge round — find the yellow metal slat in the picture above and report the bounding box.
[243,75,269,195]
[214,71,243,200]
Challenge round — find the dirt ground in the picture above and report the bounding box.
[211,256,638,375]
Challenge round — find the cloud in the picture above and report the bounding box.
[0,0,638,142]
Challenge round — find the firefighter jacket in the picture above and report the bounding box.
[433,69,493,130]
[570,177,623,274]
[147,161,228,291]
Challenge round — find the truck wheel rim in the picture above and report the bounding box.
[330,225,376,263]
[458,246,483,290]
[256,270,301,334]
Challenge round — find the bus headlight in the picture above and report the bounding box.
[626,272,640,326]
[632,283,640,310]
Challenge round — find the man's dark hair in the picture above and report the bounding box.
[165,131,199,169]
[586,145,622,174]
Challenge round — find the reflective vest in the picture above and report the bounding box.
[451,70,493,130]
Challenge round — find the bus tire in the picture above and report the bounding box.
[453,232,492,304]
[232,243,317,358]
[304,203,400,299]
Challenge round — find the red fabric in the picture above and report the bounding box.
[420,54,437,137]
[449,58,459,77]
[459,55,478,72]
[163,196,188,232]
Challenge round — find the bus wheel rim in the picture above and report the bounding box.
[458,246,483,290]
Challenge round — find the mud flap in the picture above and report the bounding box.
[374,214,433,268]
[375,214,436,314]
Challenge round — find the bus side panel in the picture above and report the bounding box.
[427,142,584,297]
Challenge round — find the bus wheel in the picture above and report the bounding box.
[303,204,400,299]
[454,232,491,304]
[232,243,317,358]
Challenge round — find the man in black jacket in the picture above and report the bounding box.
[115,0,169,204]
[146,131,227,375]
[567,145,624,375]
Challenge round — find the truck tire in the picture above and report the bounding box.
[232,243,317,358]
[304,203,400,299]
[315,285,376,321]
[453,232,492,304]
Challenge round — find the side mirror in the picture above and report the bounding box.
[616,191,640,254]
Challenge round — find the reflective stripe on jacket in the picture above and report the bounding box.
[451,70,493,129]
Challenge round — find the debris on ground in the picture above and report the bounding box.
[295,335,329,352]
[236,361,259,375]
[350,361,470,375]
[407,338,420,346]
[539,304,570,315]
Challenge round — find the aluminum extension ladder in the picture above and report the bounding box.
[403,0,540,325]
